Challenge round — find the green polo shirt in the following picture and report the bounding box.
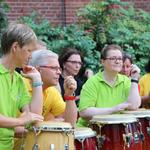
[0,64,31,150]
[77,70,131,127]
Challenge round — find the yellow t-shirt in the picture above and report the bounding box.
[24,78,66,118]
[13,80,66,150]
[139,73,150,96]
[139,73,150,108]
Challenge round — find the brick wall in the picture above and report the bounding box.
[5,0,150,25]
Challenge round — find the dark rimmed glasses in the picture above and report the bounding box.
[105,57,123,62]
[66,60,83,66]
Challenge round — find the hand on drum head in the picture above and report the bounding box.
[14,126,28,138]
[18,112,44,126]
[114,102,131,112]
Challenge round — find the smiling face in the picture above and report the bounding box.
[63,54,82,76]
[102,49,123,73]
[121,58,132,77]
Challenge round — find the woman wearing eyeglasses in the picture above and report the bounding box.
[77,44,141,127]
[59,48,84,106]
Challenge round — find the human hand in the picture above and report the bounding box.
[21,65,41,82]
[18,112,43,126]
[130,64,140,80]
[114,102,131,112]
[84,69,93,78]
[64,76,77,96]
[14,126,28,138]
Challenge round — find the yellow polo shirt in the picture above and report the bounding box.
[24,79,66,118]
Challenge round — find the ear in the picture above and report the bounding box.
[11,42,19,53]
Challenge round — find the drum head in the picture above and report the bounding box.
[90,114,137,124]
[74,127,96,139]
[33,121,72,132]
[123,109,150,118]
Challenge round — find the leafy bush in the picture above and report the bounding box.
[77,0,150,74]
[20,12,100,72]
[0,0,9,55]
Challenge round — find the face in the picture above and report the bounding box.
[102,49,123,73]
[63,54,82,76]
[13,40,37,67]
[39,57,61,87]
[121,58,132,77]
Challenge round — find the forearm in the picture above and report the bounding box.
[30,85,43,115]
[0,114,22,128]
[79,107,115,121]
[127,83,141,109]
[64,101,77,128]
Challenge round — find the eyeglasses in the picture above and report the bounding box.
[105,57,123,62]
[67,60,83,66]
[40,65,61,72]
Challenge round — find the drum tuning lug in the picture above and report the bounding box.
[64,144,69,150]
[147,127,150,136]
[32,143,39,150]
[97,135,105,148]
[139,133,144,141]
[123,133,132,148]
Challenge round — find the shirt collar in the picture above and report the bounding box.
[0,64,9,74]
[97,70,125,86]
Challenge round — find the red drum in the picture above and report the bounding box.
[124,109,150,150]
[90,114,142,150]
[74,127,97,150]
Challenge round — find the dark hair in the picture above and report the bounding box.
[123,52,133,64]
[101,44,123,59]
[145,59,150,73]
[58,47,83,69]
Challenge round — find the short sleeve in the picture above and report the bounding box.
[78,79,97,111]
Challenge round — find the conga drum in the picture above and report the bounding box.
[123,109,150,150]
[90,114,142,150]
[74,127,97,150]
[23,121,74,150]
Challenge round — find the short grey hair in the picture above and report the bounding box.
[29,49,58,66]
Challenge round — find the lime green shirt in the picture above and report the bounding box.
[77,71,131,127]
[0,64,31,150]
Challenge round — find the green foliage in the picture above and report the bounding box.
[0,0,9,55]
[20,12,99,72]
[77,0,150,74]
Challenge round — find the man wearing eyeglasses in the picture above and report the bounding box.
[28,50,77,124]
[14,49,78,149]
[77,44,141,127]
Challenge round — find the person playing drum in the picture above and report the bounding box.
[77,44,141,127]
[0,23,44,150]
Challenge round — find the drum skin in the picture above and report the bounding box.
[90,114,142,150]
[74,128,97,150]
[24,121,74,150]
[123,109,150,150]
